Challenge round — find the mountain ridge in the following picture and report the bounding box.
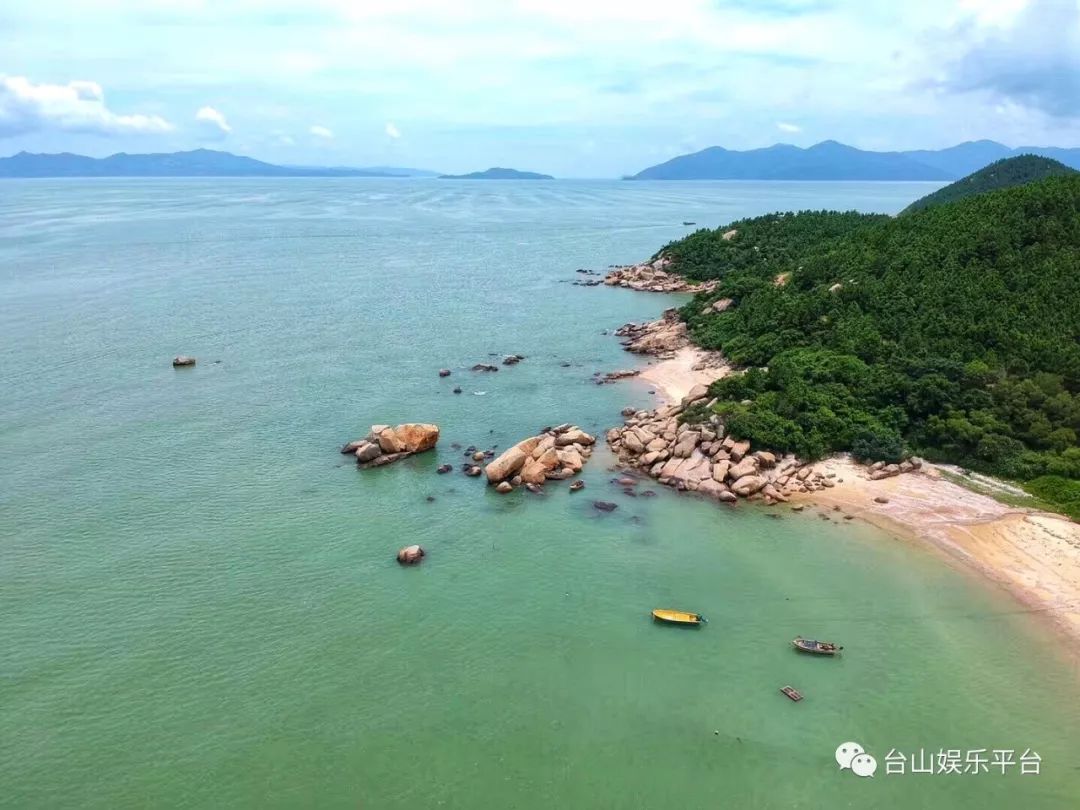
[628,140,1080,181]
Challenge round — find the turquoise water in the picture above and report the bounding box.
[1,179,1078,809]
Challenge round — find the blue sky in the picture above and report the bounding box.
[1,0,1078,176]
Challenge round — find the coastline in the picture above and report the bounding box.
[627,334,1080,653]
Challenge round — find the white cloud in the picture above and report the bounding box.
[309,124,334,139]
[195,105,231,137]
[0,75,173,137]
[777,121,802,133]
[385,121,401,138]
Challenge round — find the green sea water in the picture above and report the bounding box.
[1,179,1078,809]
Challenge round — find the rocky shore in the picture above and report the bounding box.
[484,424,596,493]
[341,423,440,468]
[603,256,718,294]
[607,388,923,505]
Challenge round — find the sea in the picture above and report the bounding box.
[1,178,1078,809]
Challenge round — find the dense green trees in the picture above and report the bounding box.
[663,174,1080,496]
[901,155,1077,214]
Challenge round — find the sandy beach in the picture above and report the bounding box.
[637,348,1080,653]
[638,346,730,403]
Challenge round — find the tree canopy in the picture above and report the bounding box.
[661,174,1080,494]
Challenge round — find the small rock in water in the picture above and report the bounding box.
[453,387,462,394]
[172,355,196,367]
[471,363,499,372]
[495,481,513,493]
[525,483,544,495]
[438,368,452,377]
[465,466,483,477]
[397,545,425,565]
[874,496,890,504]
[436,464,453,474]
[593,501,618,512]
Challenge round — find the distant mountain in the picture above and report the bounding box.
[0,149,410,178]
[628,140,1080,181]
[902,155,1078,214]
[439,167,553,180]
[629,141,949,181]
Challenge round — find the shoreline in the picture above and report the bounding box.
[624,322,1080,654]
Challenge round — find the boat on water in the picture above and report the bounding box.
[780,685,804,702]
[792,637,842,655]
[652,609,706,627]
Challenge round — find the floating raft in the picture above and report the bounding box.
[780,685,803,702]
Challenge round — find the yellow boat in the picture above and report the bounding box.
[652,609,706,627]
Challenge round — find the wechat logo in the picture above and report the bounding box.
[836,741,878,778]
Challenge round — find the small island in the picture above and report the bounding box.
[438,167,554,180]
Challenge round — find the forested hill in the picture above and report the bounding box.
[901,155,1077,214]
[659,175,1080,511]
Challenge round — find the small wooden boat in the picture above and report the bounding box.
[792,637,842,656]
[780,685,803,702]
[682,221,696,226]
[652,609,706,627]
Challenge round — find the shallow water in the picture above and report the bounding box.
[1,179,1077,808]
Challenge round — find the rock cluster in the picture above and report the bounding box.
[614,309,690,358]
[484,424,596,492]
[606,391,837,505]
[341,423,440,468]
[594,369,641,385]
[603,256,718,294]
[868,458,923,479]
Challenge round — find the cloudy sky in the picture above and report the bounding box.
[1,0,1078,176]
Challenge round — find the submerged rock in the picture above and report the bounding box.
[593,500,618,512]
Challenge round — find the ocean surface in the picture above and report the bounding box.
[1,179,1078,809]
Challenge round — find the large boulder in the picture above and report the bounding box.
[556,428,595,447]
[377,427,407,454]
[520,460,549,485]
[726,457,759,481]
[731,474,767,496]
[682,383,709,405]
[395,423,440,453]
[486,447,528,483]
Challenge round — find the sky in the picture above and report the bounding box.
[0,0,1078,176]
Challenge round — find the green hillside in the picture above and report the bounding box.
[663,175,1080,505]
[901,154,1077,214]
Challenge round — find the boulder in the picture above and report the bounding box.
[471,363,499,372]
[397,544,425,565]
[623,432,645,454]
[465,465,483,477]
[535,447,561,471]
[557,447,584,472]
[726,457,758,481]
[520,460,549,485]
[525,483,544,494]
[495,481,513,493]
[682,384,709,405]
[361,451,409,468]
[731,474,767,496]
[712,460,731,482]
[717,490,738,503]
[729,440,751,462]
[436,464,453,474]
[593,501,618,512]
[485,447,528,483]
[753,451,777,468]
[172,355,196,367]
[721,229,737,241]
[394,423,440,453]
[556,428,595,447]
[711,298,734,313]
[438,368,451,377]
[354,442,382,463]
[697,479,729,500]
[502,354,523,365]
[341,439,366,454]
[377,428,407,454]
